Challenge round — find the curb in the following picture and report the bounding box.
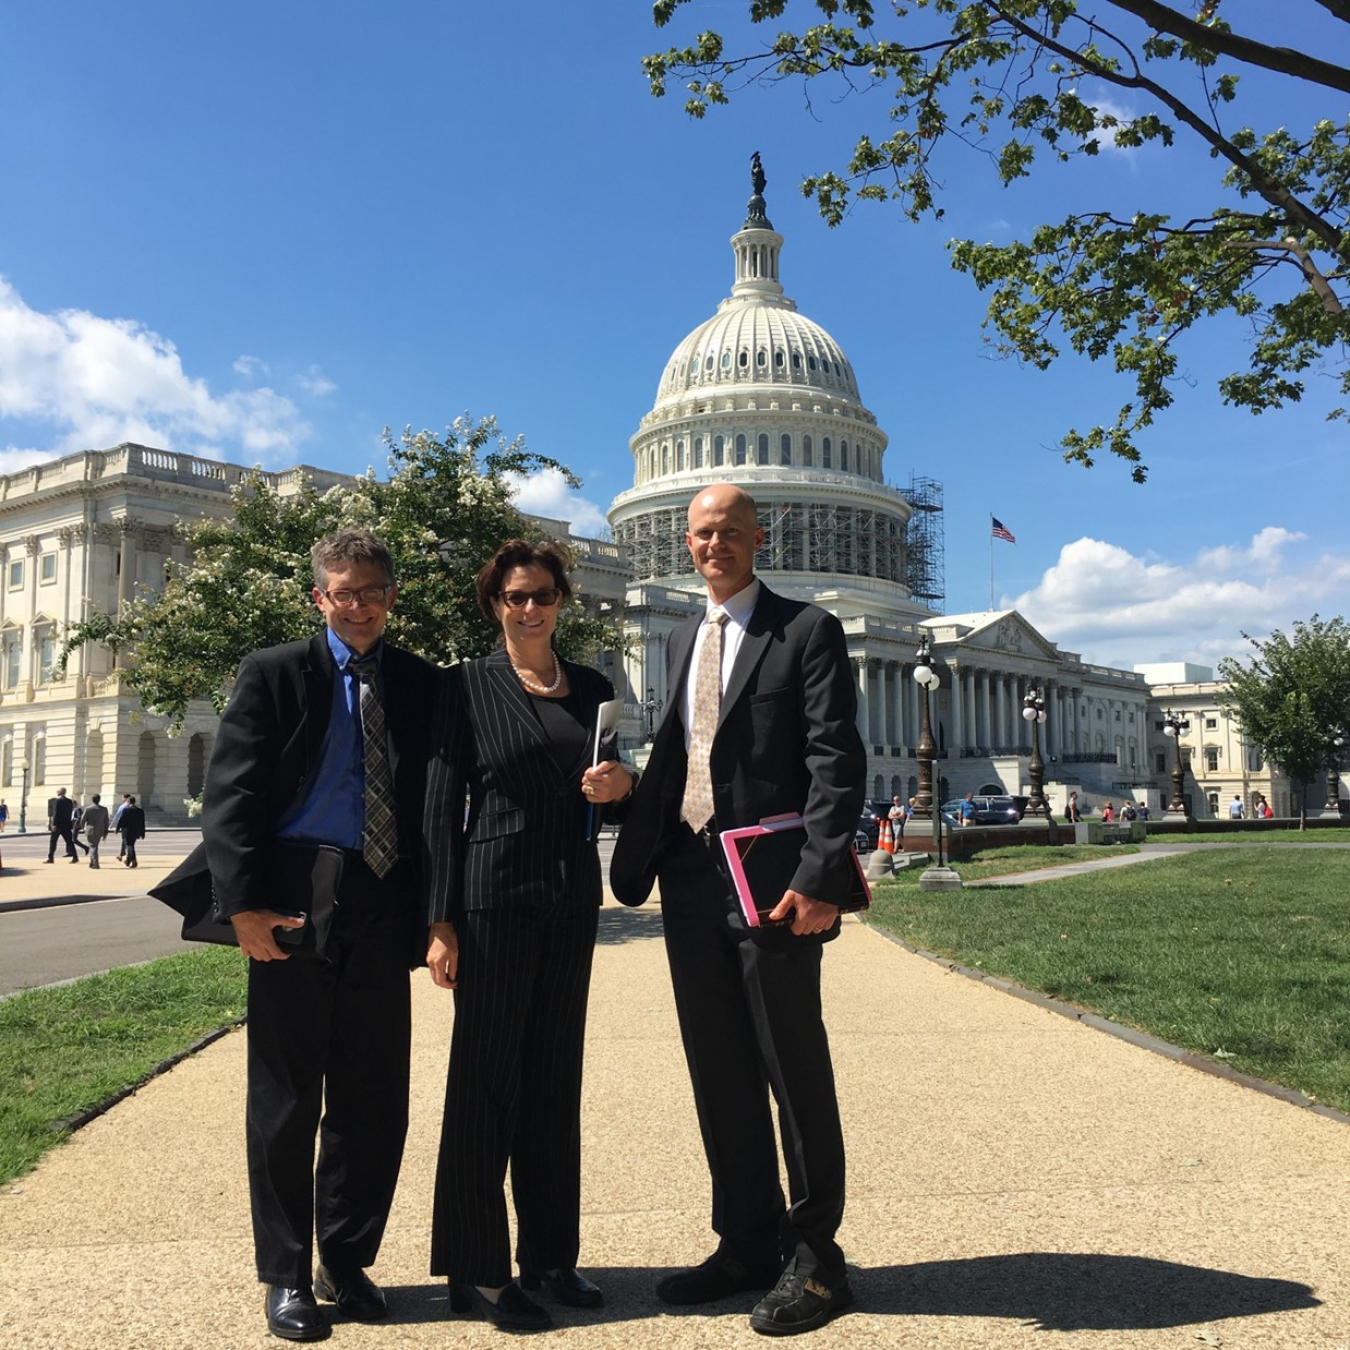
[51,1017,247,1137]
[864,918,1350,1128]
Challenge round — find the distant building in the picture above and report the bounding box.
[1136,663,1343,818]
[0,445,347,825]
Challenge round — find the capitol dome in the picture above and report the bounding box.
[608,158,927,614]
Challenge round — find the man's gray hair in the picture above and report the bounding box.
[311,529,396,589]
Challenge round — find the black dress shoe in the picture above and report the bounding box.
[314,1263,388,1321]
[520,1266,604,1307]
[449,1281,553,1331]
[656,1252,782,1305]
[264,1285,330,1342]
[749,1272,854,1336]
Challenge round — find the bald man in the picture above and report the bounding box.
[612,484,866,1336]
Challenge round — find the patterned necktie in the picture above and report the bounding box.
[681,609,726,832]
[351,656,398,878]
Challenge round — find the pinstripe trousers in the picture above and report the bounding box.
[430,901,600,1287]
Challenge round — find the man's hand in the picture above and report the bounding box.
[426,921,459,990]
[767,889,839,937]
[230,909,305,961]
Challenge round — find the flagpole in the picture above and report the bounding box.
[989,514,994,609]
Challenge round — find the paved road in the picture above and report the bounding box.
[0,895,185,997]
[0,832,619,998]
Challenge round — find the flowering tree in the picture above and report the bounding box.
[60,415,618,730]
[644,0,1350,479]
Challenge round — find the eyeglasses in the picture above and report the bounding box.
[497,588,562,609]
[321,585,392,607]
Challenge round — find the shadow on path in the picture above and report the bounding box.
[595,905,664,946]
[371,1253,1317,1332]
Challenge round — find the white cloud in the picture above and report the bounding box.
[0,278,311,462]
[1012,528,1350,668]
[505,466,609,537]
[296,364,337,397]
[233,354,269,378]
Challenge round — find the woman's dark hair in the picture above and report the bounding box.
[475,539,573,624]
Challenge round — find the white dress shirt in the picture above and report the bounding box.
[682,578,761,752]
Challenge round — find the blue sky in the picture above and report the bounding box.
[1,2,1345,670]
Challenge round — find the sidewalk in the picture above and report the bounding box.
[1,877,1348,1347]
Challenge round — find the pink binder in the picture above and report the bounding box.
[719,813,872,928]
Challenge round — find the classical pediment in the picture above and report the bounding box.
[936,610,1061,663]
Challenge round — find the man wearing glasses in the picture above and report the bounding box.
[201,528,440,1342]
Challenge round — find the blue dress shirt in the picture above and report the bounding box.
[275,627,382,849]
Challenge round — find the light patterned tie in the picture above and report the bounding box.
[352,656,398,878]
[681,609,726,832]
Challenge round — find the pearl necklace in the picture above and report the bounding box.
[512,650,562,695]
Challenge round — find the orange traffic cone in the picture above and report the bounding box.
[878,817,894,854]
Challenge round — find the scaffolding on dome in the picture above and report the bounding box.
[905,474,945,610]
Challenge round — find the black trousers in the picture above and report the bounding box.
[658,829,847,1284]
[245,857,414,1287]
[47,824,77,860]
[431,902,599,1287]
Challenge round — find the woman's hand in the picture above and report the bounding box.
[581,762,634,804]
[426,922,459,990]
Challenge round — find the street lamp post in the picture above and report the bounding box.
[642,686,663,742]
[17,756,29,834]
[912,634,940,823]
[1324,730,1345,817]
[912,633,958,887]
[1021,687,1048,816]
[1162,709,1192,816]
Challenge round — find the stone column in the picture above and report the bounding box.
[994,676,1008,752]
[855,658,869,743]
[978,671,991,752]
[949,664,964,756]
[1047,683,1061,760]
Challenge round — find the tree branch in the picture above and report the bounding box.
[1105,0,1350,93]
[988,3,1348,256]
[1227,238,1345,313]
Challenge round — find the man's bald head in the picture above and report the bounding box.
[685,483,764,603]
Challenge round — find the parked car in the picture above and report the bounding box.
[941,794,1023,825]
[857,813,880,849]
[854,827,873,854]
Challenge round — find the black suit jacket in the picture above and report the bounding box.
[424,649,617,923]
[199,631,439,920]
[611,582,866,909]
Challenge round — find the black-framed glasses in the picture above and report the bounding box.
[497,588,562,609]
[321,584,392,607]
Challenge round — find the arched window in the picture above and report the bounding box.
[676,440,685,470]
[721,351,731,369]
[714,435,725,466]
[735,434,747,466]
[779,434,791,465]
[757,434,769,465]
[840,441,849,472]
[738,350,748,369]
[756,349,766,368]
[694,436,703,468]
[822,437,832,468]
[775,349,785,369]
[802,435,813,466]
[792,352,802,370]
[33,733,46,785]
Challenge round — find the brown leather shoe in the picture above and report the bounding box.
[749,1272,854,1335]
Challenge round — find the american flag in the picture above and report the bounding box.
[991,516,1016,544]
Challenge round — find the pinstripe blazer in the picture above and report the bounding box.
[424,649,617,923]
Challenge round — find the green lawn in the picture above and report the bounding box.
[868,846,1350,1112]
[0,946,247,1184]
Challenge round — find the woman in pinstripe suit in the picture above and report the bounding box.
[424,540,635,1333]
